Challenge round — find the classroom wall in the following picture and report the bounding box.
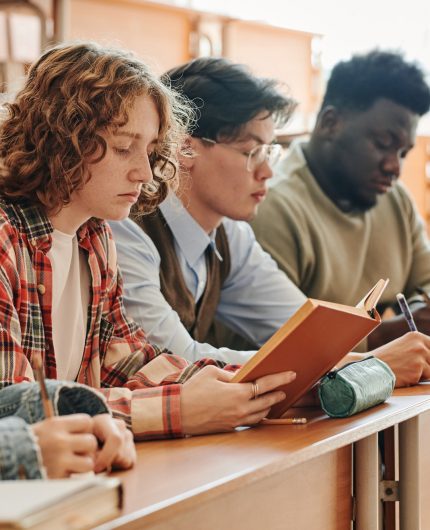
[69,0,192,74]
[401,135,430,230]
[224,21,318,125]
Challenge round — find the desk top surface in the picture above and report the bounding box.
[103,384,430,528]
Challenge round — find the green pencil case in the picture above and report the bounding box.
[318,356,396,418]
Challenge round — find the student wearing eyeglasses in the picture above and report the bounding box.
[110,57,430,389]
[109,57,305,364]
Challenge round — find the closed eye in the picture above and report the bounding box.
[113,147,132,156]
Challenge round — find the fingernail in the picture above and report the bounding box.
[289,371,297,378]
[280,392,286,400]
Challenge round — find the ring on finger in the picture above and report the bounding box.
[251,381,259,400]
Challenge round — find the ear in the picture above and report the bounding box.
[315,106,342,140]
[178,135,197,170]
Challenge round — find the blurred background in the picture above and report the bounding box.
[1,0,430,231]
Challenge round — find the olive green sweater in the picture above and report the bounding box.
[252,143,430,350]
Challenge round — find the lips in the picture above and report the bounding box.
[119,191,141,203]
[251,190,267,202]
[369,177,394,194]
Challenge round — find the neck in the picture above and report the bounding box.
[49,205,88,235]
[302,140,344,209]
[176,184,221,234]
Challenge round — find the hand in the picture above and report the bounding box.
[31,414,97,478]
[369,331,430,387]
[368,303,430,349]
[92,415,136,473]
[180,365,296,436]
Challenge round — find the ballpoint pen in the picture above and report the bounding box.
[396,293,418,332]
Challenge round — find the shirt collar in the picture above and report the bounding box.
[0,197,98,249]
[159,193,223,268]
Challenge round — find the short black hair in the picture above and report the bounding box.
[321,50,430,116]
[162,57,295,141]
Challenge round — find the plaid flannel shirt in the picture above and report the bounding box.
[0,199,236,440]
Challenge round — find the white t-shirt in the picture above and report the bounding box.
[47,229,89,380]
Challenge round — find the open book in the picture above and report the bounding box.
[231,279,389,419]
[0,477,122,530]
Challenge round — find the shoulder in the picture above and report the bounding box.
[0,198,23,234]
[109,218,161,262]
[0,200,25,269]
[222,218,256,249]
[221,218,275,274]
[110,217,152,243]
[254,175,312,232]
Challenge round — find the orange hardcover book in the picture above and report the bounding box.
[231,279,389,419]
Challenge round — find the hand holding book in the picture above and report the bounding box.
[231,280,388,419]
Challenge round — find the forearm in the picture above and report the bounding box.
[337,351,368,367]
[0,381,110,424]
[0,417,44,480]
[99,384,183,441]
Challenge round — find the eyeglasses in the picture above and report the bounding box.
[200,137,283,172]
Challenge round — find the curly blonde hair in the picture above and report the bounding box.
[0,42,193,214]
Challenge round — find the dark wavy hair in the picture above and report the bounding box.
[0,42,193,214]
[161,57,295,142]
[321,50,430,116]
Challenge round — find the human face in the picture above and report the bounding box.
[182,112,275,232]
[324,98,419,211]
[52,94,160,234]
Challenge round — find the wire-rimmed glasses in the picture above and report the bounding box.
[200,137,282,172]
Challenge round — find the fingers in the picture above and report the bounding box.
[93,415,123,473]
[254,371,296,395]
[93,416,136,473]
[246,390,287,415]
[64,455,96,476]
[111,427,136,471]
[54,413,93,434]
[69,433,98,455]
[243,409,272,426]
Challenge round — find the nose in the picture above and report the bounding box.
[129,153,153,183]
[254,159,273,181]
[381,151,403,180]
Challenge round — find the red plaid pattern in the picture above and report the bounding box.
[0,199,236,440]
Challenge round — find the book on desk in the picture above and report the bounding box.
[231,279,388,418]
[0,476,122,530]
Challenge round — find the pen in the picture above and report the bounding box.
[32,352,54,418]
[261,417,307,425]
[396,293,418,332]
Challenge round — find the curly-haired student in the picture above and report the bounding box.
[0,42,294,441]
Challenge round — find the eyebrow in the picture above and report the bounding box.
[113,131,141,139]
[112,130,160,145]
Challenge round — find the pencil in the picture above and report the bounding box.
[32,352,54,418]
[396,293,418,332]
[261,417,307,425]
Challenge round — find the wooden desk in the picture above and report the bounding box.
[97,385,430,530]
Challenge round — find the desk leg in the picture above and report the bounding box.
[399,416,419,530]
[354,433,381,530]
